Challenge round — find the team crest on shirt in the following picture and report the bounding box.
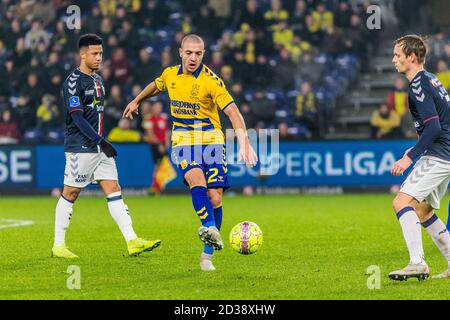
[191,84,200,97]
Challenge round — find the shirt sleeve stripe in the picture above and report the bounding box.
[221,101,234,110]
[69,108,84,114]
[423,116,439,124]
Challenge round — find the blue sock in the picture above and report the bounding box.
[191,186,215,228]
[447,202,450,232]
[204,205,223,255]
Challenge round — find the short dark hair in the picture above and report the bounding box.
[78,33,103,49]
[394,34,427,64]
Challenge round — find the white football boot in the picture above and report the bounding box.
[198,226,224,251]
[388,261,430,281]
[200,253,216,271]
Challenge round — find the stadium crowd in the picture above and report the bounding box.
[0,0,449,144]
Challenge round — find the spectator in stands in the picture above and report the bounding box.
[110,47,131,84]
[161,47,173,69]
[52,20,70,53]
[117,20,141,56]
[239,0,265,32]
[15,94,33,133]
[145,0,170,29]
[252,54,274,89]
[386,77,409,118]
[436,60,450,91]
[311,3,334,32]
[343,14,369,70]
[24,20,51,51]
[370,103,401,139]
[234,24,259,65]
[278,122,296,141]
[321,26,342,57]
[220,65,233,88]
[290,0,309,35]
[108,118,141,143]
[194,5,219,39]
[0,109,21,144]
[134,47,160,85]
[105,84,126,134]
[3,18,24,50]
[12,38,32,81]
[273,48,296,90]
[99,0,116,16]
[294,52,322,86]
[0,59,15,96]
[47,73,63,100]
[21,73,42,112]
[239,102,255,130]
[428,30,447,64]
[264,0,289,29]
[304,14,321,46]
[208,0,232,25]
[36,94,59,132]
[249,89,276,128]
[142,100,169,194]
[294,81,318,137]
[334,0,353,29]
[273,21,294,50]
[210,51,225,73]
[286,35,312,63]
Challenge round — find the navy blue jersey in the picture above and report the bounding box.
[62,68,105,153]
[408,70,450,161]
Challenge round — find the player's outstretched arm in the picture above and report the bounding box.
[123,81,161,120]
[223,103,258,168]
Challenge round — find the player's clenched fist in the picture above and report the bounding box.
[99,139,118,157]
[123,100,139,120]
[391,156,412,176]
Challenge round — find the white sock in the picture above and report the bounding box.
[107,192,137,242]
[54,196,74,246]
[397,207,424,264]
[423,214,450,268]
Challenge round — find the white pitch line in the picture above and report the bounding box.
[0,219,34,230]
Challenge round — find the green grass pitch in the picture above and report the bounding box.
[0,194,449,300]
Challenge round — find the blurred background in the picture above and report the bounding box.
[0,0,449,195]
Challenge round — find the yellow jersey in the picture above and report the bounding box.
[154,64,234,147]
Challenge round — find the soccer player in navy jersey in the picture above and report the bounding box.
[52,34,161,259]
[389,35,450,280]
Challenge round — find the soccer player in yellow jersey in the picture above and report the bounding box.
[123,34,258,271]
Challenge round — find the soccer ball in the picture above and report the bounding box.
[229,221,263,254]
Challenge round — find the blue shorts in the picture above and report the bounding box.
[171,144,230,190]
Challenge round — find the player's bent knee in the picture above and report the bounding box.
[185,168,206,187]
[392,193,415,213]
[208,192,222,208]
[62,187,81,202]
[415,202,434,222]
